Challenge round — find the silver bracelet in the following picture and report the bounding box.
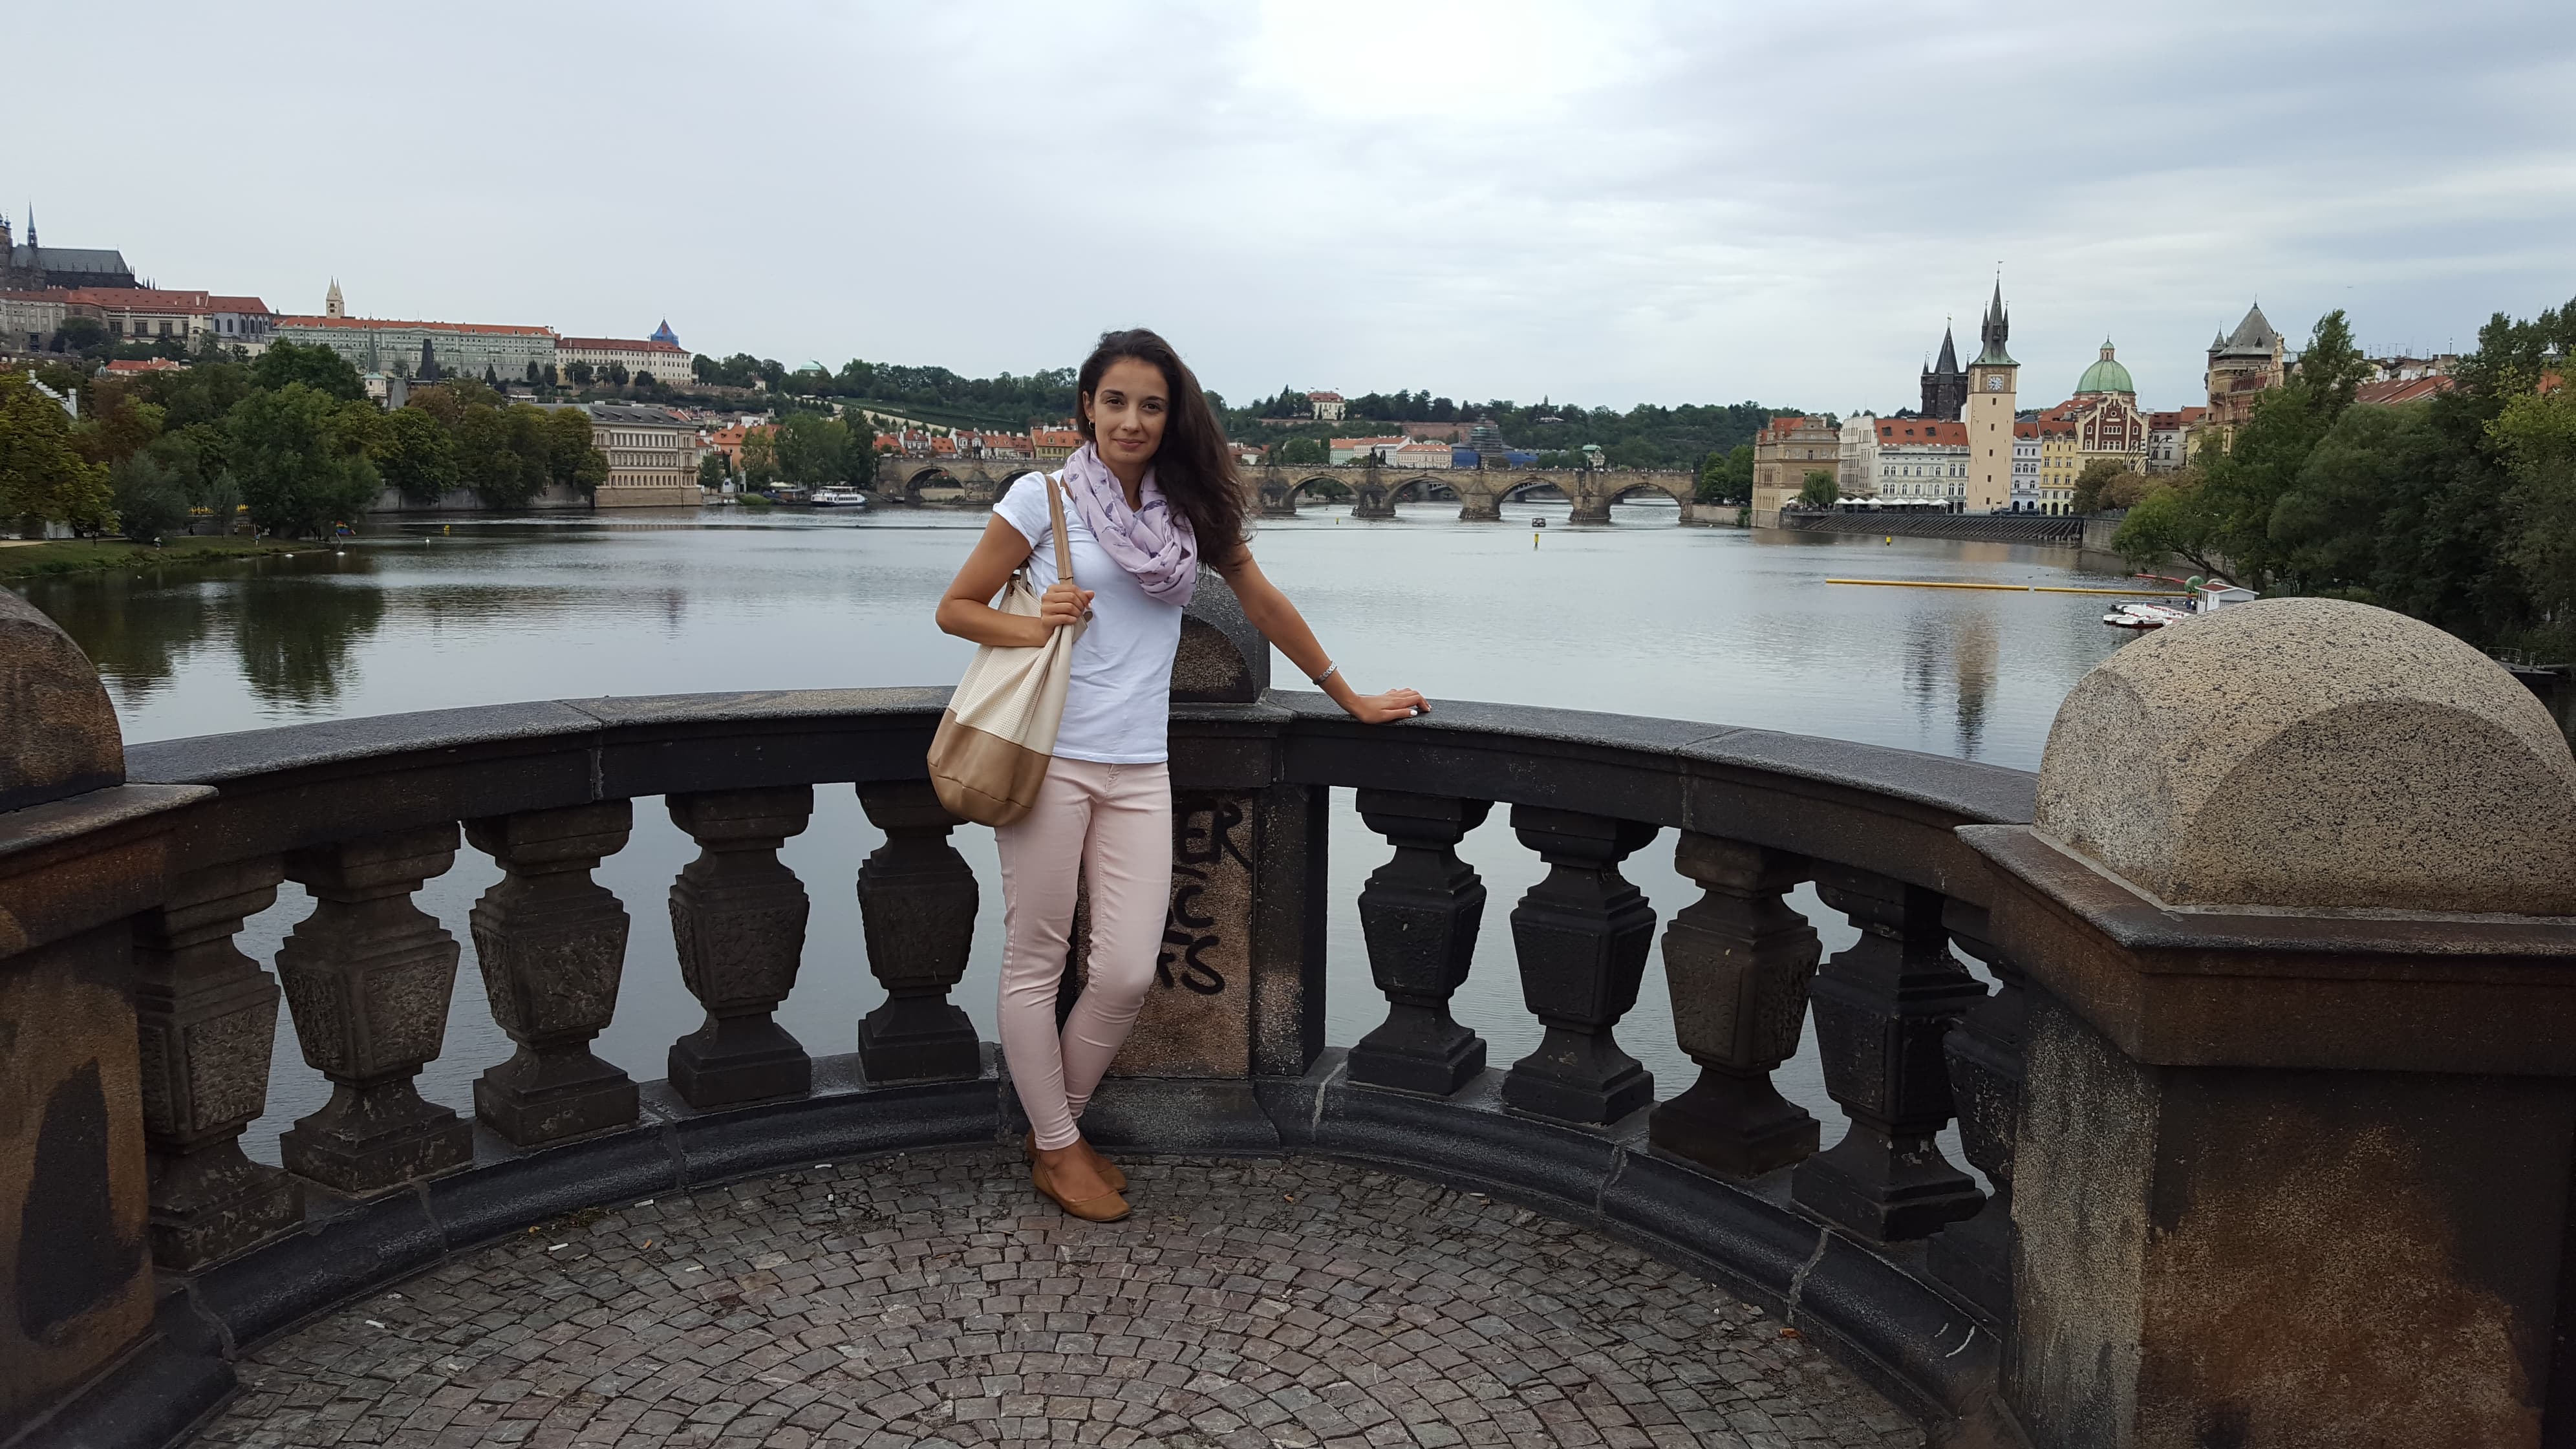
[1311,661,1339,687]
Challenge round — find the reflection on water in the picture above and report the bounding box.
[19,552,389,716]
[12,501,2137,1168]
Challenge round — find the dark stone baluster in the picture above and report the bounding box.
[1927,901,2029,1320]
[132,859,304,1269]
[853,782,980,1083]
[1649,835,1821,1175]
[1500,807,1660,1125]
[1790,866,1986,1240]
[465,802,638,1146]
[276,827,473,1193]
[1347,791,1493,1095]
[667,787,814,1108]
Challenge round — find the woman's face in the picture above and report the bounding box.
[1084,357,1170,473]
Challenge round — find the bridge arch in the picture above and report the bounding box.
[881,462,956,504]
[1383,475,1458,504]
[1604,478,1690,507]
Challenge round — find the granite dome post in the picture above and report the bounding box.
[1973,597,2576,1448]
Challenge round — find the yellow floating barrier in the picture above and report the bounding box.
[2032,585,2193,596]
[1834,570,2030,580]
[1825,578,2190,597]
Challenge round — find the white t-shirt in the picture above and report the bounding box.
[991,471,1186,764]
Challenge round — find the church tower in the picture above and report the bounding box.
[1965,280,2017,513]
[325,279,345,318]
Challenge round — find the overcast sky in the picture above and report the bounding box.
[15,1,2574,414]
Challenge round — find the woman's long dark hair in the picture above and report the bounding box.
[1075,328,1245,552]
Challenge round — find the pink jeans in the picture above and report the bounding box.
[994,758,1171,1150]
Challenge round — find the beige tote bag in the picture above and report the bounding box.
[928,472,1085,826]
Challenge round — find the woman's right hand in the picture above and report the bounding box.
[1038,581,1094,632]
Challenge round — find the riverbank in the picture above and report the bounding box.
[0,535,306,580]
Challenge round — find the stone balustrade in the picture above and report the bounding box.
[7,581,2576,1449]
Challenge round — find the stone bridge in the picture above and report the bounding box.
[874,456,1699,523]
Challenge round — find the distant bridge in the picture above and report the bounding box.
[872,458,1700,524]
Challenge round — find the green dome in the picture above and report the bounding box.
[2077,341,2135,396]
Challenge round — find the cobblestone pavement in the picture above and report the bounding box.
[194,1149,1923,1449]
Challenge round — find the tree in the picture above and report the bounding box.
[698,451,732,490]
[1274,436,1327,466]
[70,383,167,466]
[228,383,383,535]
[2110,309,2368,588]
[252,340,367,402]
[606,361,628,387]
[773,411,848,486]
[840,421,878,488]
[110,453,192,542]
[525,360,541,385]
[54,316,109,354]
[740,428,781,487]
[1798,469,1838,509]
[483,363,500,386]
[1697,443,1754,503]
[2070,458,2134,514]
[542,407,608,502]
[566,360,594,387]
[0,372,116,535]
[374,405,460,504]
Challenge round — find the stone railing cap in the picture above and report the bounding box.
[2035,597,2576,914]
[0,587,123,813]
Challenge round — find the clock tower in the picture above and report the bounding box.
[1964,280,2017,513]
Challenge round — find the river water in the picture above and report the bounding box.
[15,499,2140,1163]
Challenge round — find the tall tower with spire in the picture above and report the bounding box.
[325,279,345,318]
[1965,278,2018,513]
[1920,323,1968,420]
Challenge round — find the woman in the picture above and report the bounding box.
[936,329,1426,1223]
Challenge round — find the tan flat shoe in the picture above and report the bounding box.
[1031,1156,1130,1223]
[1024,1129,1124,1191]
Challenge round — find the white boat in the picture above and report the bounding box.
[810,488,871,508]
[2103,602,2191,630]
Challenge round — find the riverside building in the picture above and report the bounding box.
[1749,415,1844,524]
[2206,303,2286,440]
[557,323,694,385]
[585,402,705,508]
[1874,418,1969,506]
[275,312,556,381]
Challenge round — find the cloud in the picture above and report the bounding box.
[14,0,2572,413]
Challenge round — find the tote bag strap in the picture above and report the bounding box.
[1044,469,1076,586]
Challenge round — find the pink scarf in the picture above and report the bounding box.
[1057,443,1198,607]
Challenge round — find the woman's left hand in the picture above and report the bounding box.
[1344,688,1430,724]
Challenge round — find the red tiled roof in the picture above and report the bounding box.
[557,336,687,352]
[104,358,184,373]
[274,315,555,336]
[1874,420,1967,444]
[2353,376,2456,406]
[60,287,271,314]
